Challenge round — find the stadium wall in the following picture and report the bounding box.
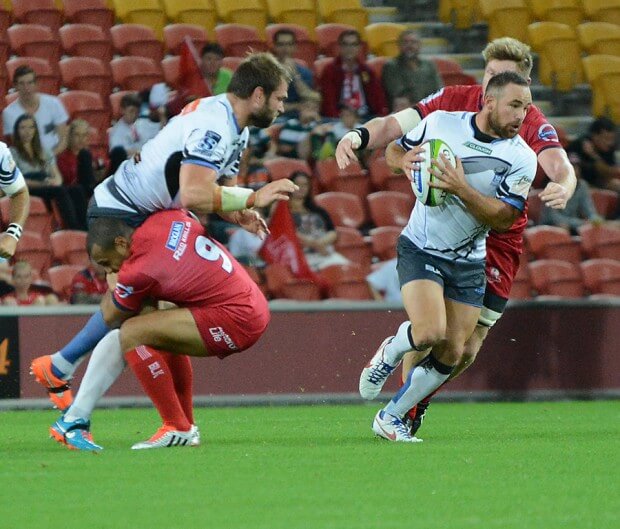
[1,299,619,404]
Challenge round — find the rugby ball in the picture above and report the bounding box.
[410,139,456,207]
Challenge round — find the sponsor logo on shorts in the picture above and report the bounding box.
[166,221,185,251]
[538,124,559,142]
[209,327,238,350]
[487,266,501,283]
[115,282,134,299]
[425,264,442,276]
[463,141,492,155]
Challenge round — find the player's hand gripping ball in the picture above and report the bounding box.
[411,139,456,206]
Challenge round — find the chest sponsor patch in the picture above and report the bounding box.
[165,221,185,251]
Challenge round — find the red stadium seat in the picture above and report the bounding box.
[315,23,358,57]
[510,264,534,299]
[265,23,318,65]
[263,157,312,181]
[263,263,322,300]
[12,0,64,34]
[215,24,268,57]
[335,227,372,271]
[590,188,619,219]
[161,56,181,88]
[6,57,60,94]
[110,57,164,92]
[0,196,52,238]
[578,223,620,258]
[13,231,53,278]
[50,230,89,266]
[318,263,371,299]
[527,188,543,224]
[314,158,370,201]
[432,57,478,86]
[47,265,84,300]
[64,0,115,33]
[163,24,209,55]
[58,91,111,137]
[369,226,401,261]
[314,192,366,229]
[524,225,582,261]
[368,156,415,197]
[367,191,412,227]
[59,24,113,63]
[7,24,61,69]
[111,24,164,63]
[528,259,585,297]
[222,56,244,71]
[59,57,113,100]
[580,258,620,295]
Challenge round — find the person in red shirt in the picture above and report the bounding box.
[336,37,577,436]
[70,261,108,304]
[58,209,270,449]
[2,260,59,306]
[56,119,98,195]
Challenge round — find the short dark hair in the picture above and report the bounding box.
[273,29,296,44]
[120,93,142,109]
[338,30,361,45]
[589,117,616,135]
[484,71,529,96]
[201,42,224,58]
[87,217,134,255]
[13,65,36,85]
[227,52,291,99]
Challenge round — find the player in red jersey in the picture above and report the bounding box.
[53,209,270,450]
[336,38,577,436]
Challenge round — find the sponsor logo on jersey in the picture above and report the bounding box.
[209,327,238,350]
[166,221,185,251]
[538,124,559,142]
[463,141,492,155]
[198,130,222,153]
[172,222,192,261]
[115,282,134,299]
[412,162,423,194]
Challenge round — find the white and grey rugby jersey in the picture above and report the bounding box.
[397,111,537,262]
[0,142,26,196]
[94,94,250,214]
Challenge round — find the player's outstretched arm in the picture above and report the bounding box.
[100,291,136,328]
[537,148,576,210]
[0,186,29,258]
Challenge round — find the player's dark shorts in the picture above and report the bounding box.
[87,197,148,228]
[396,235,486,308]
[189,282,270,359]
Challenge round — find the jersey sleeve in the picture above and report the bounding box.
[415,87,448,117]
[113,265,156,312]
[396,112,437,151]
[0,143,26,196]
[520,107,562,155]
[182,118,232,172]
[497,148,538,212]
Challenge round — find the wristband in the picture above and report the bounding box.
[215,186,256,212]
[5,223,22,241]
[354,127,370,150]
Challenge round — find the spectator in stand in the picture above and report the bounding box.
[271,29,316,118]
[277,93,327,160]
[10,114,86,230]
[567,117,620,193]
[366,258,401,302]
[70,261,108,304]
[391,91,416,113]
[56,119,97,199]
[200,43,233,96]
[381,30,443,112]
[3,66,69,155]
[540,152,605,232]
[320,30,388,120]
[2,261,59,306]
[288,171,349,271]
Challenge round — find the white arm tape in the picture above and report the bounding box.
[2,173,27,196]
[341,130,362,149]
[393,108,422,135]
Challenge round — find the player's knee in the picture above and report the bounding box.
[410,322,445,350]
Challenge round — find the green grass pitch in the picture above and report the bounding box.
[1,401,618,529]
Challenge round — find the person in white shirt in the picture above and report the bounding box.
[2,65,69,155]
[366,258,401,302]
[108,93,160,158]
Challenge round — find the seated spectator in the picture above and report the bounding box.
[56,119,97,198]
[70,261,108,304]
[277,94,328,161]
[381,30,443,111]
[3,65,69,155]
[540,153,604,233]
[2,261,59,306]
[10,114,86,229]
[567,117,620,193]
[320,30,388,120]
[288,171,349,271]
[310,105,363,161]
[272,29,316,118]
[200,43,233,95]
[366,258,401,302]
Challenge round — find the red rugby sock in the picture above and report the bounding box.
[162,352,195,425]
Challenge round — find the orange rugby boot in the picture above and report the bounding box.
[30,355,74,411]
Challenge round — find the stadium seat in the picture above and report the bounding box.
[366,56,388,80]
[315,23,359,58]
[527,188,544,224]
[529,0,584,29]
[13,231,53,278]
[367,191,412,227]
[111,0,167,39]
[590,188,619,219]
[314,159,370,202]
[109,90,137,121]
[528,22,584,92]
[264,264,322,300]
[47,265,84,300]
[59,57,113,99]
[63,0,115,33]
[214,0,268,36]
[578,223,620,259]
[314,192,366,229]
[528,259,585,297]
[369,226,401,261]
[163,24,209,55]
[335,227,372,271]
[580,259,620,295]
[368,156,414,197]
[6,57,59,95]
[510,264,533,299]
[577,22,620,56]
[265,1,319,39]
[0,197,52,239]
[432,58,477,86]
[161,56,181,88]
[524,225,582,261]
[319,263,371,299]
[50,230,89,266]
[0,1,11,36]
[12,0,64,34]
[222,56,244,72]
[110,57,164,92]
[214,24,268,57]
[59,24,113,64]
[582,54,620,122]
[438,0,481,30]
[266,23,318,65]
[316,0,369,36]
[162,0,218,34]
[7,24,61,68]
[263,157,312,181]
[479,0,532,43]
[111,24,164,63]
[582,0,620,26]
[58,91,111,135]
[364,23,406,58]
